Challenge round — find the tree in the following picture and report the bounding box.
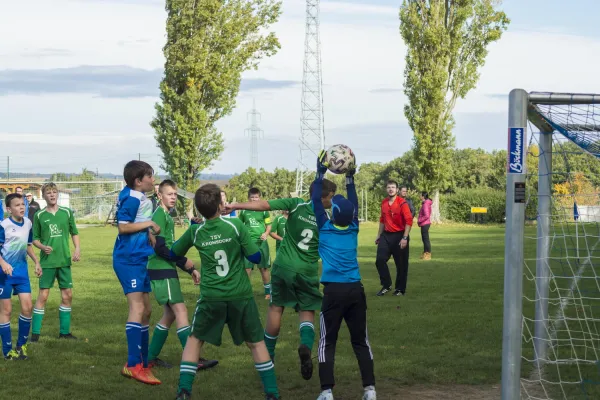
[399,0,509,222]
[553,173,598,210]
[151,0,282,192]
[372,151,419,193]
[450,148,493,190]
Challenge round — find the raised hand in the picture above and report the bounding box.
[317,150,329,174]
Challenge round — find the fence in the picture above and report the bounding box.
[0,181,124,223]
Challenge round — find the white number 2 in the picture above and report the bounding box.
[214,250,230,277]
[298,229,313,251]
[131,279,137,288]
[0,288,3,295]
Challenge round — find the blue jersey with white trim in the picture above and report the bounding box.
[0,217,33,281]
[113,187,154,265]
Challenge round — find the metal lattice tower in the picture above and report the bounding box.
[245,99,263,170]
[295,0,325,197]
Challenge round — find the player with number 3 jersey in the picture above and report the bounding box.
[172,184,280,400]
[226,178,337,381]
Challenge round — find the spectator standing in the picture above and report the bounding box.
[399,186,415,219]
[151,184,160,212]
[374,180,413,297]
[418,192,432,260]
[15,186,29,217]
[27,193,41,221]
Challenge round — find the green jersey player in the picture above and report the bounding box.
[226,178,337,381]
[146,180,218,371]
[31,182,81,341]
[238,188,272,300]
[172,184,280,400]
[269,211,288,254]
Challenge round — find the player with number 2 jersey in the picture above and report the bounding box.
[226,178,337,382]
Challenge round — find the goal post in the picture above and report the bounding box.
[502,90,600,399]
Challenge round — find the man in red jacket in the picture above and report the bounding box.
[374,180,413,296]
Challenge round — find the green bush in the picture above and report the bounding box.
[441,189,506,223]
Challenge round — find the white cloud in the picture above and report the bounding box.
[0,0,599,175]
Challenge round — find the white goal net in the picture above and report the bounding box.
[502,90,600,400]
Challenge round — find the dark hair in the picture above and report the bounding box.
[15,186,23,191]
[123,160,154,188]
[386,180,398,188]
[195,184,222,219]
[248,187,261,197]
[309,178,337,198]
[400,186,408,191]
[159,179,177,192]
[5,193,22,208]
[421,191,429,200]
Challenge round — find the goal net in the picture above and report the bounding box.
[502,90,600,400]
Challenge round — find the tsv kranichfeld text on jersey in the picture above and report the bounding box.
[267,198,319,276]
[171,217,259,301]
[0,217,33,280]
[113,187,155,265]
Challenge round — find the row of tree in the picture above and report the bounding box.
[148,1,513,223]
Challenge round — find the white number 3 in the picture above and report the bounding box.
[214,250,230,277]
[298,229,313,251]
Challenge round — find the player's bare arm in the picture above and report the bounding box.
[375,223,385,244]
[32,240,53,254]
[269,232,283,241]
[27,244,42,277]
[226,200,271,213]
[71,234,81,262]
[261,224,272,241]
[118,220,160,235]
[0,253,13,276]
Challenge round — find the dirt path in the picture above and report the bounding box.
[376,384,501,400]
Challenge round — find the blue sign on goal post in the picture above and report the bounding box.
[507,127,526,174]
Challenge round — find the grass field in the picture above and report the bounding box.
[1,223,507,399]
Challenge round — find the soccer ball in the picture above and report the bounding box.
[324,144,356,174]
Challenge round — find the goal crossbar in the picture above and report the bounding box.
[529,92,600,105]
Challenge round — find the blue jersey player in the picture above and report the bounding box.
[113,160,161,385]
[312,151,376,400]
[0,193,41,360]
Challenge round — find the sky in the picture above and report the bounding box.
[1,0,600,175]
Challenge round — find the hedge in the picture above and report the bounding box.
[440,188,506,223]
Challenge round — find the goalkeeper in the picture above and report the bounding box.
[312,151,376,400]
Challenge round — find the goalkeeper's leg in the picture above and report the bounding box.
[344,284,375,396]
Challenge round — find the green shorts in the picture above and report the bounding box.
[190,298,264,346]
[151,278,184,306]
[244,240,271,270]
[270,264,322,312]
[39,267,73,290]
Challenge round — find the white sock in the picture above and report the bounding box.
[364,386,375,392]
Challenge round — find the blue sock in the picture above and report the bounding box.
[0,322,11,357]
[17,315,32,348]
[125,322,142,367]
[141,325,149,368]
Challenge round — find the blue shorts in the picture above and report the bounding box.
[0,277,31,299]
[113,263,151,295]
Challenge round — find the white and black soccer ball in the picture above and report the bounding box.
[324,144,356,174]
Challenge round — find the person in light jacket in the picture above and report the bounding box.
[417,192,432,260]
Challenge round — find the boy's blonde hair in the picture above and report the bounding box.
[41,182,58,196]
